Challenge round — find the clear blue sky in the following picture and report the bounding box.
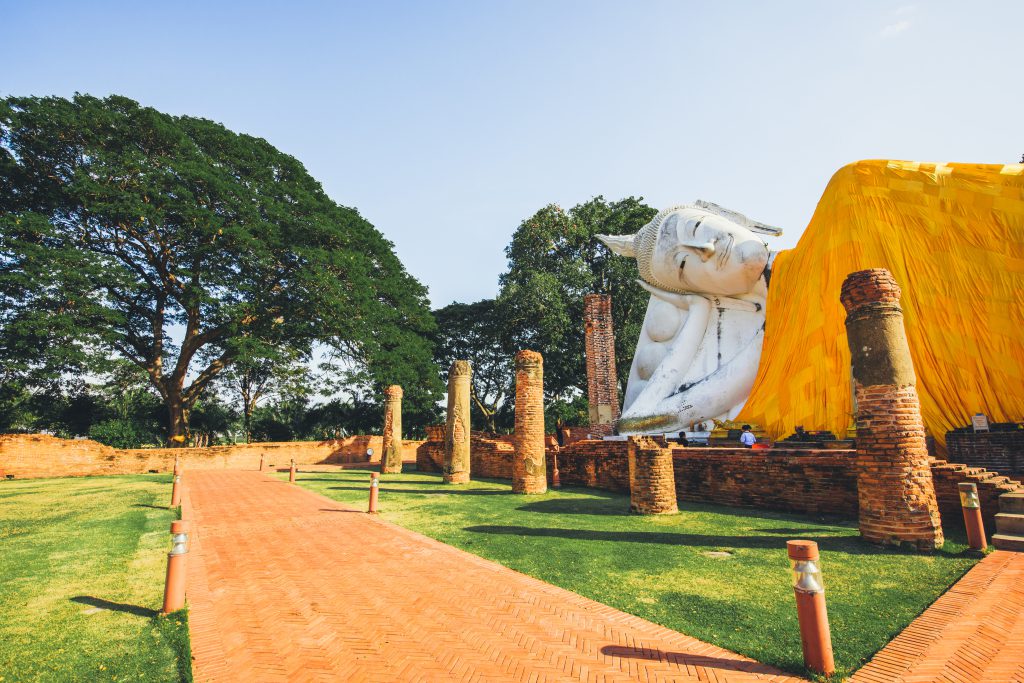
[4,1,1021,307]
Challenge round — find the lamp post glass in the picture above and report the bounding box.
[170,531,189,555]
[791,558,824,594]
[959,487,981,509]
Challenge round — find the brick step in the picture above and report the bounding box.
[995,513,1024,536]
[999,492,1024,514]
[982,475,1012,486]
[992,533,1024,551]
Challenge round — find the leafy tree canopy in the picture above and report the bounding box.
[432,299,514,433]
[0,94,441,444]
[497,197,656,399]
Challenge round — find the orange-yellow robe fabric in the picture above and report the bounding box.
[737,160,1024,451]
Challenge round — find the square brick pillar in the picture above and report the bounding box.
[841,269,943,550]
[584,293,620,436]
[513,350,547,494]
[627,436,678,514]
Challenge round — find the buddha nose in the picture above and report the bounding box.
[681,240,716,262]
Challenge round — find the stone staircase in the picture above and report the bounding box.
[994,492,1024,551]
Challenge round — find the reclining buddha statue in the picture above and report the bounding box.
[598,201,782,434]
[598,160,1024,449]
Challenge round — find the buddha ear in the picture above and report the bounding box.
[694,199,783,237]
[596,233,636,257]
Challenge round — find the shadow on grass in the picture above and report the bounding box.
[516,496,631,517]
[326,485,509,496]
[71,595,157,618]
[132,504,170,510]
[600,645,785,676]
[462,525,951,556]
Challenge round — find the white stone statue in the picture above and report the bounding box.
[597,201,782,434]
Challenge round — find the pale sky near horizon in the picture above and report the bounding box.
[3,1,1021,308]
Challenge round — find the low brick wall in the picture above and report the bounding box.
[672,448,860,517]
[946,427,1024,477]
[416,433,1024,536]
[417,431,516,480]
[554,441,859,517]
[0,434,424,479]
[551,439,630,490]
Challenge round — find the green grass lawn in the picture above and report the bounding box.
[291,467,979,680]
[0,474,192,682]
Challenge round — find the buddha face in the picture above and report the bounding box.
[647,208,769,297]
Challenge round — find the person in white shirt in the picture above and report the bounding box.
[739,425,756,448]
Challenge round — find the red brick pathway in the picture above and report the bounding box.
[181,470,802,682]
[850,550,1024,683]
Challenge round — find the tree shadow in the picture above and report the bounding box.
[326,485,510,496]
[132,504,170,510]
[461,524,949,557]
[600,645,784,676]
[516,497,631,517]
[71,596,157,618]
[318,508,360,513]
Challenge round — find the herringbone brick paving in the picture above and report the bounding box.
[182,470,803,682]
[849,549,1024,683]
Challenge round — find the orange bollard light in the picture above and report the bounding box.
[170,468,183,508]
[368,472,380,513]
[162,520,189,614]
[259,453,265,472]
[787,540,835,677]
[289,459,296,483]
[551,452,561,489]
[958,482,987,551]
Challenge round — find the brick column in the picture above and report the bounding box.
[584,293,620,436]
[513,350,546,494]
[443,360,472,484]
[627,436,678,514]
[841,269,943,550]
[381,385,403,474]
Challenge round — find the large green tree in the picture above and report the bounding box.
[497,197,656,400]
[432,299,514,433]
[0,94,441,444]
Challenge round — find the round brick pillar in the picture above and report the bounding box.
[628,436,679,514]
[513,350,546,494]
[584,293,620,437]
[841,269,943,550]
[444,360,472,484]
[381,385,403,474]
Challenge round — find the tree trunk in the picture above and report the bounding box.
[243,405,253,444]
[166,394,189,447]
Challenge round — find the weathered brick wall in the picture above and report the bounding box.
[552,441,860,517]
[628,437,678,514]
[417,431,515,479]
[583,294,620,437]
[0,434,423,479]
[552,440,631,490]
[418,432,1022,535]
[673,449,860,516]
[946,428,1024,477]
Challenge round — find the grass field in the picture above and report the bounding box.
[291,467,979,680]
[0,474,192,682]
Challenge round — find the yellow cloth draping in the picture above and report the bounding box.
[737,159,1024,451]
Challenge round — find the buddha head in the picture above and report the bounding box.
[598,201,782,297]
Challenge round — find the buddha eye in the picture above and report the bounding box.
[692,220,701,237]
